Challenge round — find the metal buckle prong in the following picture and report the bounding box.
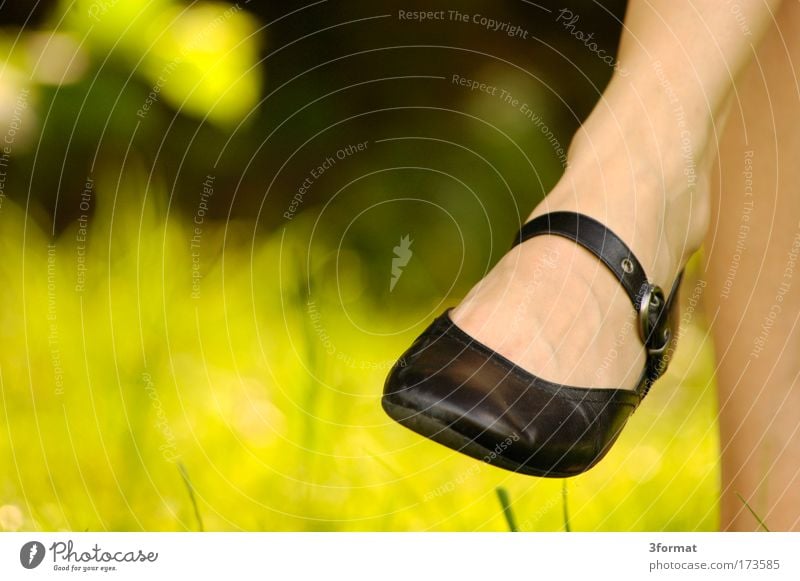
[638,284,668,353]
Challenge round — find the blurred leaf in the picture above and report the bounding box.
[143,2,262,127]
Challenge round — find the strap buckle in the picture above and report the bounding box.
[638,284,671,355]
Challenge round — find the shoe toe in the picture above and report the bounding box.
[382,311,641,477]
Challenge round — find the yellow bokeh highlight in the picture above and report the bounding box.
[143,2,262,127]
[62,0,262,127]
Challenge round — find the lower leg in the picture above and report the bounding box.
[452,0,782,389]
[706,0,800,532]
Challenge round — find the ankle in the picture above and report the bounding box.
[528,109,713,288]
[569,68,720,185]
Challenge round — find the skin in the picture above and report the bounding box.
[705,0,800,531]
[449,0,795,529]
[452,0,782,389]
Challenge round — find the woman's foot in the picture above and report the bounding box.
[450,88,714,390]
[383,0,780,478]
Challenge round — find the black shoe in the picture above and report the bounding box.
[382,211,683,477]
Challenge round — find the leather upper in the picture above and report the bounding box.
[383,311,644,476]
[382,211,684,477]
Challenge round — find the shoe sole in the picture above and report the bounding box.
[382,397,587,478]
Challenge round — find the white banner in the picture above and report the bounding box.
[1,533,798,579]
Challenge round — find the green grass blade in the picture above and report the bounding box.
[736,492,770,532]
[562,481,571,532]
[495,486,518,532]
[178,462,205,532]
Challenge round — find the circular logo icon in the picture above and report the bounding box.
[19,541,46,569]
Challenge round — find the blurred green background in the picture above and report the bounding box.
[0,0,719,531]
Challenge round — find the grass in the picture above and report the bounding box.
[178,463,204,532]
[495,487,518,532]
[736,493,770,532]
[0,170,722,531]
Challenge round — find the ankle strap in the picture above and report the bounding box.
[513,212,648,310]
[512,211,682,396]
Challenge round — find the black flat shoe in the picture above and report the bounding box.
[382,211,683,477]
